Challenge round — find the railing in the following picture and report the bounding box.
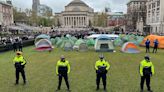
[0,39,34,52]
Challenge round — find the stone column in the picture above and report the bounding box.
[64,17,66,27]
[78,17,80,27]
[72,16,73,27]
[83,17,84,26]
[81,17,83,26]
[67,17,68,27]
[76,17,78,27]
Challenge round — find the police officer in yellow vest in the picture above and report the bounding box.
[56,55,70,91]
[140,55,154,92]
[95,55,110,91]
[13,51,26,85]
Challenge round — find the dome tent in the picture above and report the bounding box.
[35,34,53,51]
[73,39,88,51]
[94,35,114,52]
[35,34,50,43]
[121,42,140,53]
[64,41,73,51]
[86,39,95,47]
[114,38,123,46]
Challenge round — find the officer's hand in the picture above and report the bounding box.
[105,70,108,73]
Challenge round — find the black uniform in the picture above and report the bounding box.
[140,57,154,92]
[56,59,70,91]
[13,54,26,84]
[95,59,110,91]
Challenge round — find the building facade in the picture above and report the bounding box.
[107,12,126,27]
[127,0,147,32]
[146,0,164,34]
[32,0,40,13]
[55,0,94,28]
[32,0,52,17]
[0,1,13,27]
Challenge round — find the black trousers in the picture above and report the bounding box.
[19,46,23,52]
[140,75,151,90]
[153,45,158,53]
[96,73,106,89]
[146,46,150,53]
[15,68,26,84]
[13,47,17,52]
[58,74,70,90]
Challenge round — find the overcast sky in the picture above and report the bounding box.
[1,0,129,13]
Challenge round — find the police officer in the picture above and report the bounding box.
[56,55,70,91]
[152,39,159,53]
[145,39,150,53]
[139,55,154,92]
[95,55,110,91]
[13,51,26,85]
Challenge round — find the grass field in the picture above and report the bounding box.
[0,46,164,92]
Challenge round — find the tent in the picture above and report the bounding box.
[140,35,164,49]
[64,41,73,51]
[87,34,119,40]
[73,39,88,51]
[35,39,53,51]
[121,42,140,53]
[94,35,114,52]
[35,34,50,43]
[86,39,95,47]
[114,38,123,46]
[35,34,53,51]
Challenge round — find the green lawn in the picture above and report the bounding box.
[0,46,164,92]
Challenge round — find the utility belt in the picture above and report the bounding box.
[143,67,152,76]
[58,66,68,74]
[97,66,107,74]
[15,62,24,69]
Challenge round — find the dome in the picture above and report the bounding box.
[66,0,89,7]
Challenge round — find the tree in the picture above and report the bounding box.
[13,8,28,23]
[97,13,108,27]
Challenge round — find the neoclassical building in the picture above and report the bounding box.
[55,0,94,28]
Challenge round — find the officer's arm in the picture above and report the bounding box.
[139,63,143,76]
[95,62,98,70]
[151,62,155,75]
[67,62,70,74]
[56,62,59,75]
[21,58,26,65]
[106,61,110,70]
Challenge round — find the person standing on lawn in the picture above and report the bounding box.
[13,51,27,85]
[56,55,71,92]
[95,54,110,91]
[139,55,154,92]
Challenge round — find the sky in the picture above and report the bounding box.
[1,0,129,13]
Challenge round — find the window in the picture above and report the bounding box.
[157,1,160,6]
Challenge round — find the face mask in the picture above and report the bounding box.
[61,58,65,62]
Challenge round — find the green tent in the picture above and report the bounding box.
[73,39,88,51]
[86,39,95,47]
[114,38,123,46]
[74,39,85,46]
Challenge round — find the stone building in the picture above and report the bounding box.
[55,0,94,28]
[146,0,164,34]
[0,1,13,27]
[126,0,147,31]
